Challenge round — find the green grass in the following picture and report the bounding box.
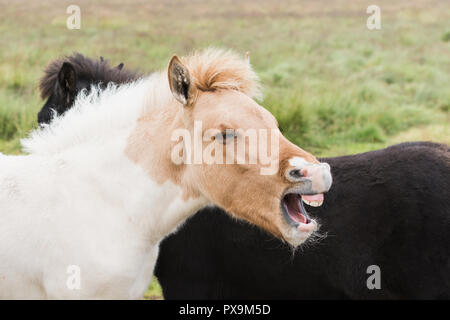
[144,277,163,300]
[1,0,448,157]
[0,0,449,299]
[442,30,450,42]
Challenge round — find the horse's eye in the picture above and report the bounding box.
[214,130,237,143]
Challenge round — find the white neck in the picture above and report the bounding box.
[23,73,209,244]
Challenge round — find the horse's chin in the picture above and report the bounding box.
[280,220,318,247]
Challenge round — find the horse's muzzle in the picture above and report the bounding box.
[286,162,332,195]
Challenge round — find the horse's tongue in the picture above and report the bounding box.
[301,194,324,202]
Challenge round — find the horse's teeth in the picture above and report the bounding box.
[302,199,311,206]
[302,199,324,207]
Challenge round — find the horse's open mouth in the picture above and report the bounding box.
[281,193,324,230]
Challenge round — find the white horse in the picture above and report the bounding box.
[0,49,332,299]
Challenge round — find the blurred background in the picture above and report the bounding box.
[0,0,449,298]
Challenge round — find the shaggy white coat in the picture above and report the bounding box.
[0,73,209,299]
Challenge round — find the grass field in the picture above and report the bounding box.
[0,0,449,299]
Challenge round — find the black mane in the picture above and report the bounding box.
[38,53,142,124]
[39,53,141,99]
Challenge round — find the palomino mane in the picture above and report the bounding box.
[24,48,261,155]
[39,53,142,99]
[183,48,262,100]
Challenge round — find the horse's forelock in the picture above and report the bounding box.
[182,48,262,100]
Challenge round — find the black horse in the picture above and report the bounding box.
[38,55,450,299]
[156,142,450,299]
[38,53,140,124]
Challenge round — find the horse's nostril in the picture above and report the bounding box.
[289,169,304,179]
[301,168,308,177]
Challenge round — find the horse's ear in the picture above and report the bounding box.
[168,55,196,106]
[116,63,124,70]
[58,62,77,94]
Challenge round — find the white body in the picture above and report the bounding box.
[0,75,208,299]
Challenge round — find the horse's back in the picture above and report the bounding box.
[319,142,449,298]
